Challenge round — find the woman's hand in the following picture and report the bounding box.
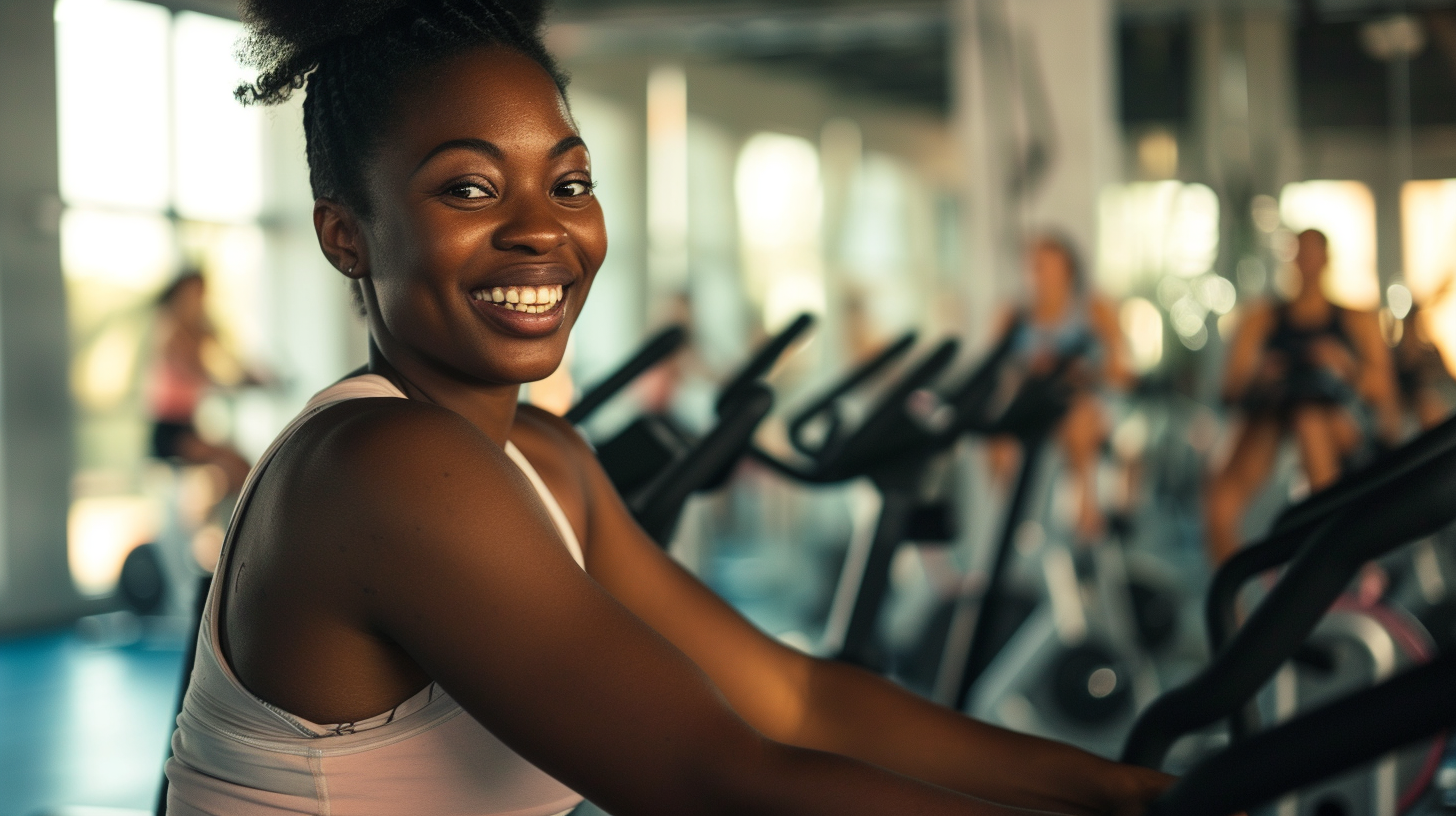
[1307,337,1358,379]
[1103,764,1176,816]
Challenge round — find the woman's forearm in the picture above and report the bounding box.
[715,738,1061,816]
[786,658,1160,816]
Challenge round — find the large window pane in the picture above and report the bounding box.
[55,0,171,210]
[173,12,263,223]
[736,132,825,331]
[1281,180,1379,310]
[62,208,176,599]
[1401,179,1456,376]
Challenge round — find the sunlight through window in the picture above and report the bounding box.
[1401,179,1456,375]
[1280,181,1379,310]
[55,0,170,210]
[736,133,825,331]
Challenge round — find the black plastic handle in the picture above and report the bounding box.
[820,338,960,479]
[939,317,1023,430]
[1122,441,1456,768]
[1145,651,1456,816]
[716,313,816,415]
[786,332,918,458]
[1207,413,1456,655]
[632,383,774,546]
[1268,411,1456,539]
[565,326,687,426]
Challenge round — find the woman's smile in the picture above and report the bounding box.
[468,281,571,337]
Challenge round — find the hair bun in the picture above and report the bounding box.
[236,0,556,105]
[492,0,550,34]
[239,0,408,54]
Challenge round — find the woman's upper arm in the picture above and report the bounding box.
[561,423,818,745]
[1348,310,1392,370]
[1087,297,1133,387]
[322,405,768,813]
[1223,302,1273,396]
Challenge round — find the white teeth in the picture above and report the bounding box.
[475,284,566,313]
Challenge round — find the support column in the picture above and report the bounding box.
[952,0,1119,340]
[0,0,86,630]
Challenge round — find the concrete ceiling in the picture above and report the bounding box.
[180,0,1456,116]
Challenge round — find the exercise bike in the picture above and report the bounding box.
[1125,413,1456,816]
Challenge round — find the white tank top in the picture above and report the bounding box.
[165,374,585,816]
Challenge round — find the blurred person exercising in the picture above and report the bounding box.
[1205,228,1401,565]
[1394,280,1455,430]
[164,2,1173,814]
[146,271,253,499]
[989,234,1134,544]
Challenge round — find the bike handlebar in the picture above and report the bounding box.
[1206,413,1456,655]
[786,332,918,458]
[1145,651,1456,816]
[753,338,960,484]
[631,383,774,545]
[1123,440,1456,768]
[717,313,815,416]
[565,326,687,425]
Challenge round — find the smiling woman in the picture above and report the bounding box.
[163,1,1174,815]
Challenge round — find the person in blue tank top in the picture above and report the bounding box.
[988,233,1134,544]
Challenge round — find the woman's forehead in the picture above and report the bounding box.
[386,47,579,163]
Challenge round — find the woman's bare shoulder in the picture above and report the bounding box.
[275,398,517,518]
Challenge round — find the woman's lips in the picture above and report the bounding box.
[468,283,568,336]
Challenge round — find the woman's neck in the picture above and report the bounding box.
[1289,283,1330,312]
[367,339,521,447]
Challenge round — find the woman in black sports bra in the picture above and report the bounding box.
[1394,292,1455,430]
[1205,229,1401,564]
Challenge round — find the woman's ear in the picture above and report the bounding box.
[314,198,369,281]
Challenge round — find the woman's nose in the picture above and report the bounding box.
[492,194,568,255]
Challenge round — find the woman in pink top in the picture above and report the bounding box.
[173,0,1175,812]
[146,272,252,499]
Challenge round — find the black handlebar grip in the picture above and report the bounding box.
[716,313,816,415]
[633,383,774,546]
[565,325,687,425]
[822,338,959,477]
[1145,652,1456,816]
[1124,441,1456,769]
[1207,413,1456,655]
[786,331,917,458]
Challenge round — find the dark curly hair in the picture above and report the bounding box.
[235,0,567,218]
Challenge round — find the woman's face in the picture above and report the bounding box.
[343,46,607,386]
[1295,231,1329,290]
[1028,241,1074,303]
[173,278,207,325]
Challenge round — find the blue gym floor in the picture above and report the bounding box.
[0,625,184,816]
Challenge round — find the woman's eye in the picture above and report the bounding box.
[555,179,595,198]
[446,183,493,200]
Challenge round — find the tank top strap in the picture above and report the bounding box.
[503,441,586,569]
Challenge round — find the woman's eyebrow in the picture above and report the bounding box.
[412,135,586,176]
[550,135,586,157]
[412,138,501,175]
